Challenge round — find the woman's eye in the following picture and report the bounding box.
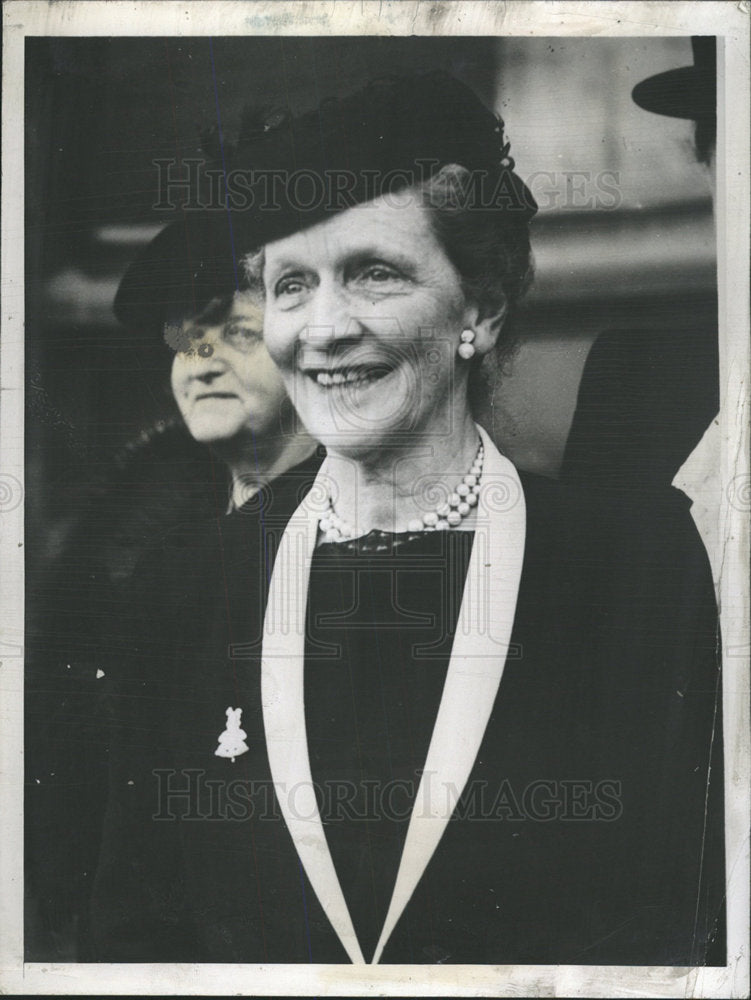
[274,274,309,302]
[354,264,405,289]
[223,324,262,350]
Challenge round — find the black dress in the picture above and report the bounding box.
[87,467,725,965]
[304,530,474,962]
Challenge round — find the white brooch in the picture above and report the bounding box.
[214,706,249,762]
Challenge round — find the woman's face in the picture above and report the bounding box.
[261,195,473,456]
[170,290,290,446]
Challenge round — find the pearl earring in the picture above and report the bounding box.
[458,328,476,360]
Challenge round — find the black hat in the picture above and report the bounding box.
[226,71,537,249]
[113,211,246,335]
[115,72,537,333]
[632,37,716,121]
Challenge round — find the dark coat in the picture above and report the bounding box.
[88,463,724,965]
[24,423,229,958]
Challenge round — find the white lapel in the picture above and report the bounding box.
[260,482,366,965]
[261,425,525,964]
[371,424,525,961]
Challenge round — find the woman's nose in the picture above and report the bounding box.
[191,357,228,383]
[305,280,363,346]
[184,330,231,379]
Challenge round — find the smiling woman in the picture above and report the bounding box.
[262,194,475,470]
[90,71,724,966]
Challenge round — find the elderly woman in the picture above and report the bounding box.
[114,213,318,512]
[91,72,724,966]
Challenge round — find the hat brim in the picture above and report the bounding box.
[631,66,715,120]
[114,212,248,335]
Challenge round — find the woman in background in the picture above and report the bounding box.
[114,213,317,513]
[25,212,319,960]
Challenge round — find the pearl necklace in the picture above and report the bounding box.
[319,440,484,543]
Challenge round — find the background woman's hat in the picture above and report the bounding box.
[113,212,245,334]
[631,36,716,120]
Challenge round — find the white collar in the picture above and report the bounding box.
[260,424,526,964]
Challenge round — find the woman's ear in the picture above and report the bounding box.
[463,298,508,356]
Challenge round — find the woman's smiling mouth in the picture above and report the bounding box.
[306,364,395,389]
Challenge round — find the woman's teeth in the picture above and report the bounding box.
[313,368,389,388]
